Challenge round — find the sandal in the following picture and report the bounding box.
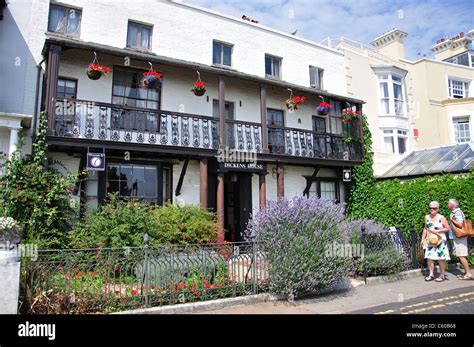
[458,274,473,280]
[435,276,445,282]
[425,275,434,281]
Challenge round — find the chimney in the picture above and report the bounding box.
[431,30,473,61]
[370,29,408,60]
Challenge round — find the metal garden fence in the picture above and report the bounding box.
[19,237,268,314]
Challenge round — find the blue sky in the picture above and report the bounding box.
[184,0,474,60]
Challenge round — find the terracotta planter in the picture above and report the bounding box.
[87,70,102,80]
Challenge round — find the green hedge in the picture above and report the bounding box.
[349,171,474,238]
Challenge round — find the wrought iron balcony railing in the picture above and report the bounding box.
[50,98,362,161]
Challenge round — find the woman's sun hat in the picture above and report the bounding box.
[428,232,442,247]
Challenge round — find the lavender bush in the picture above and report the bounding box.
[245,196,349,299]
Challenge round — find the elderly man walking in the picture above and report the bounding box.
[448,199,472,280]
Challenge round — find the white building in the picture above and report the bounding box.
[3,0,365,242]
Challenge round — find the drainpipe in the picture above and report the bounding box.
[32,58,46,144]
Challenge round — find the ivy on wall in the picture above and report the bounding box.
[347,115,474,237]
[0,112,79,248]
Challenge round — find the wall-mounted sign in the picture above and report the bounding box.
[218,162,265,173]
[343,169,352,182]
[87,153,105,171]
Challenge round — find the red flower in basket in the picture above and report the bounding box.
[86,64,112,80]
[316,102,333,115]
[191,80,207,96]
[285,96,306,111]
[341,109,359,123]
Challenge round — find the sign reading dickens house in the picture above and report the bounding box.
[219,162,265,172]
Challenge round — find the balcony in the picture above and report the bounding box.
[50,98,363,162]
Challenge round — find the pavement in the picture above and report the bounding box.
[197,269,474,314]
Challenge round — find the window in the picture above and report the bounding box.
[448,78,470,99]
[212,100,235,120]
[453,117,471,143]
[312,116,326,133]
[48,4,82,37]
[213,41,232,66]
[112,67,160,109]
[382,129,408,154]
[444,52,472,67]
[265,55,281,78]
[267,109,285,154]
[107,163,171,204]
[57,78,77,99]
[392,76,404,116]
[397,130,407,155]
[307,179,339,202]
[127,21,152,50]
[55,78,77,135]
[309,66,324,89]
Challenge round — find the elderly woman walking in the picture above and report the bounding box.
[448,199,472,280]
[421,201,451,282]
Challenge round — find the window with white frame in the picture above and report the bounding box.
[48,4,82,37]
[453,116,471,143]
[448,78,470,98]
[382,128,408,155]
[309,66,324,89]
[377,73,406,116]
[265,55,282,79]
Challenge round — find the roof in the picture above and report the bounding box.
[43,35,364,104]
[378,143,474,179]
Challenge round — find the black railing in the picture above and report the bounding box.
[267,125,363,161]
[52,98,219,150]
[51,98,362,161]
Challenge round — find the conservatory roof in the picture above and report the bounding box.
[379,143,474,179]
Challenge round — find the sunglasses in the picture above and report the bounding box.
[429,207,438,210]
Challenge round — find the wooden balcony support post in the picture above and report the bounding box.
[277,163,284,199]
[259,172,267,209]
[216,172,225,243]
[44,44,61,133]
[199,158,208,209]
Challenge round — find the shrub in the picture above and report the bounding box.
[68,195,157,248]
[245,196,349,299]
[152,204,218,245]
[343,219,405,276]
[69,197,219,248]
[0,112,78,249]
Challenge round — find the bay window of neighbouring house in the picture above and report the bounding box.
[448,78,470,99]
[378,74,406,116]
[453,116,471,143]
[48,4,82,37]
[382,129,408,155]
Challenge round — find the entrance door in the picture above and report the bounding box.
[224,172,252,242]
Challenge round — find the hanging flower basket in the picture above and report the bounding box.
[317,102,333,115]
[341,109,360,123]
[86,52,111,80]
[285,95,306,112]
[191,77,206,96]
[86,64,112,80]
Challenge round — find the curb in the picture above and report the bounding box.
[113,293,281,315]
[364,264,461,285]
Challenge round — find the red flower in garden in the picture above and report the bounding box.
[228,280,233,285]
[130,289,138,295]
[211,284,219,289]
[177,282,186,290]
[75,271,83,278]
[205,283,211,290]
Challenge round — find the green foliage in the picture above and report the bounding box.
[0,112,78,248]
[152,204,218,245]
[346,115,474,238]
[350,172,474,238]
[347,115,376,219]
[69,197,219,248]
